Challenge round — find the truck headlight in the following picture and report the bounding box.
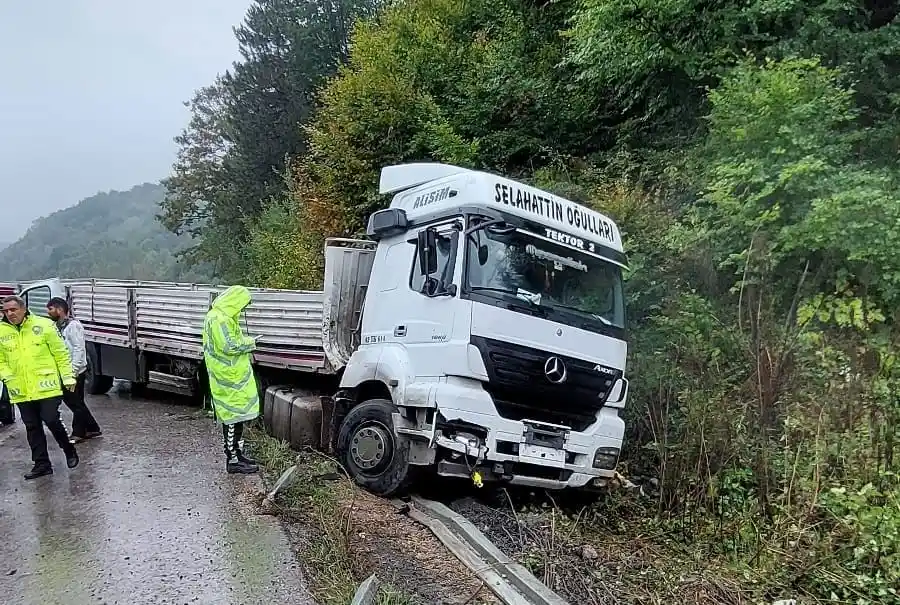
[592,447,619,470]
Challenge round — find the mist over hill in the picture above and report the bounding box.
[0,183,211,282]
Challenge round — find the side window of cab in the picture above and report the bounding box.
[24,286,51,318]
[409,222,460,295]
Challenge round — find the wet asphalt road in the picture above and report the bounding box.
[0,391,314,605]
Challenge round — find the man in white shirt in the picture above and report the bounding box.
[47,297,102,442]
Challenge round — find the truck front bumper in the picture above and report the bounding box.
[427,378,625,490]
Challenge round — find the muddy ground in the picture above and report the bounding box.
[248,439,499,605]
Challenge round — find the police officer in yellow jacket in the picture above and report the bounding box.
[0,295,79,480]
[202,286,260,474]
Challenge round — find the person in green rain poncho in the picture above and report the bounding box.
[202,285,261,474]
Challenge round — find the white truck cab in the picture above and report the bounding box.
[331,163,628,494]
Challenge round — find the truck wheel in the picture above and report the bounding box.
[85,349,113,395]
[337,399,414,497]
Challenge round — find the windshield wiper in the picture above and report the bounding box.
[515,288,542,306]
[547,302,614,326]
[469,286,541,305]
[468,286,519,296]
[468,286,547,315]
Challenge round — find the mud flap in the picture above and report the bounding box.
[320,395,346,454]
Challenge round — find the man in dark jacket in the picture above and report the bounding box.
[0,295,79,479]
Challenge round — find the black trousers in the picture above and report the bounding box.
[62,373,101,437]
[222,421,246,462]
[17,397,74,468]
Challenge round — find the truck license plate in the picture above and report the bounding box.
[520,443,565,466]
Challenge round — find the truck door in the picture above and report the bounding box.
[19,279,65,319]
[405,221,460,350]
[363,219,463,377]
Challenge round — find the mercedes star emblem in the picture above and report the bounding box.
[544,356,568,384]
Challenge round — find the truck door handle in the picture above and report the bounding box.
[394,325,407,337]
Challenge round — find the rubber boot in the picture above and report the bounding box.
[25,466,53,480]
[226,460,259,474]
[237,450,258,466]
[224,422,257,473]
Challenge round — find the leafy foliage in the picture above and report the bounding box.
[172,0,900,601]
[566,0,900,157]
[160,0,380,280]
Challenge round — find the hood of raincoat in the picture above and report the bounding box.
[211,285,252,318]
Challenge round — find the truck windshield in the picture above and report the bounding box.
[465,224,626,331]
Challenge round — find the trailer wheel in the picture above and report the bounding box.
[85,347,113,395]
[337,399,413,496]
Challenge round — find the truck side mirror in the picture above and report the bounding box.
[478,244,489,266]
[417,229,438,276]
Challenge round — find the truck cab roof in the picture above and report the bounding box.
[380,163,624,255]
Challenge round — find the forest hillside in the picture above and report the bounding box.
[0,183,209,282]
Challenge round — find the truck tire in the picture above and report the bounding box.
[337,399,414,497]
[85,347,114,395]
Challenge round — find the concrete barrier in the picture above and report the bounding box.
[350,574,380,605]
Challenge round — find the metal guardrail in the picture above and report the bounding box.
[393,497,570,605]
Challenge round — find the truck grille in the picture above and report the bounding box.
[471,336,622,432]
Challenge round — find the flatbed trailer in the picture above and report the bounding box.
[15,239,374,397]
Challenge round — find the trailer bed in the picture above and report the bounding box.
[66,282,330,373]
[14,238,376,377]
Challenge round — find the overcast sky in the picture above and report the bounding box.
[0,0,251,243]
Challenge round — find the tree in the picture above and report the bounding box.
[160,0,380,279]
[566,0,900,159]
[159,80,238,276]
[697,57,900,315]
[273,0,616,276]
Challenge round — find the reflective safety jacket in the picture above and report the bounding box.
[0,312,76,404]
[202,285,259,425]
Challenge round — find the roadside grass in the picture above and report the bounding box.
[452,489,753,605]
[246,425,414,605]
[375,585,416,605]
[246,425,752,604]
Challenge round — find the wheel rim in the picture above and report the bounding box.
[349,422,393,475]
